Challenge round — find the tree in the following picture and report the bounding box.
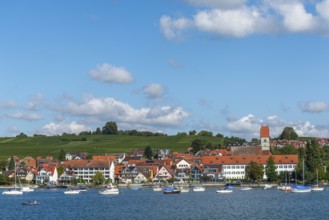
[305,139,321,180]
[92,171,105,185]
[16,132,28,138]
[215,133,224,138]
[58,149,66,161]
[197,130,213,137]
[57,166,65,178]
[245,161,264,182]
[265,156,277,182]
[0,160,8,172]
[189,130,197,136]
[278,127,298,140]
[0,174,8,185]
[190,139,204,155]
[102,121,118,135]
[8,156,16,171]
[144,146,153,160]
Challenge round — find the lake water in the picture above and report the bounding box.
[1,187,329,220]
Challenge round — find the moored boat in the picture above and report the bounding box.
[192,185,205,192]
[64,190,80,195]
[240,187,252,191]
[216,185,233,193]
[99,184,119,195]
[22,200,39,205]
[163,185,180,194]
[2,189,23,195]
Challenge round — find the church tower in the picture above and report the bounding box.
[260,126,270,151]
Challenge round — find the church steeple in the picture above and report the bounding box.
[260,126,270,151]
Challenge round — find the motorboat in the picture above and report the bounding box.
[192,185,205,192]
[278,185,292,192]
[163,185,180,194]
[153,187,163,192]
[263,184,272,190]
[216,185,233,193]
[99,184,119,195]
[21,186,34,192]
[22,200,39,205]
[64,190,80,195]
[180,187,190,193]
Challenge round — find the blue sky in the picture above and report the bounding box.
[1,0,329,139]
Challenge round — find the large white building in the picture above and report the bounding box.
[62,159,115,183]
[202,154,298,180]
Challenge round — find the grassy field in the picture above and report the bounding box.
[0,135,222,159]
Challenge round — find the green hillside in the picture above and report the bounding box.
[0,135,223,159]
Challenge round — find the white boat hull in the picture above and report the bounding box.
[99,189,119,195]
[64,190,80,194]
[291,188,311,193]
[21,187,34,192]
[240,187,252,191]
[311,187,324,192]
[2,190,23,195]
[216,189,233,193]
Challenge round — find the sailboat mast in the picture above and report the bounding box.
[302,159,305,186]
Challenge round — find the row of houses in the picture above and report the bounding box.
[3,148,298,185]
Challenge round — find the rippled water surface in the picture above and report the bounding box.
[1,187,329,220]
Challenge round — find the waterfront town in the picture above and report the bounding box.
[1,126,328,188]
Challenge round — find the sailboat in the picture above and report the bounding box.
[2,169,23,195]
[291,159,311,193]
[311,169,324,192]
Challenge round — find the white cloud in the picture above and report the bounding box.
[185,0,246,9]
[224,114,329,139]
[225,114,261,137]
[7,112,43,121]
[143,84,164,99]
[299,101,329,113]
[294,121,329,138]
[160,0,329,39]
[317,0,329,20]
[194,8,273,37]
[39,122,90,136]
[270,1,317,32]
[160,15,192,40]
[59,96,189,128]
[89,63,134,84]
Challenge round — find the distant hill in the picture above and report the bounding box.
[0,135,224,159]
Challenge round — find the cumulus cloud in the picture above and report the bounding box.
[7,112,43,121]
[224,113,329,139]
[143,84,164,99]
[58,96,189,129]
[160,15,193,40]
[160,0,329,39]
[299,101,329,113]
[39,122,90,136]
[89,63,134,84]
[270,1,317,32]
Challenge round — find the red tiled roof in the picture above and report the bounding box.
[202,155,298,165]
[92,155,116,161]
[260,126,270,138]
